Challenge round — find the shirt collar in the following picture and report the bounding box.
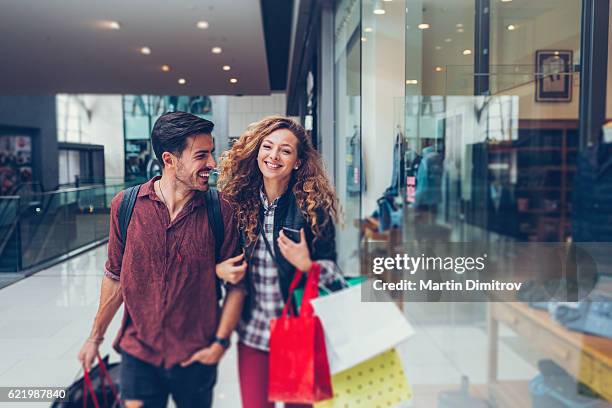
[260,187,281,211]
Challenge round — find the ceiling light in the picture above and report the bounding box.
[456,23,464,28]
[222,65,231,71]
[361,37,367,42]
[457,28,464,33]
[105,21,121,30]
[444,38,452,43]
[196,21,209,29]
[364,27,373,33]
[507,24,516,30]
[229,78,238,84]
[435,66,443,72]
[211,46,222,54]
[161,65,170,72]
[418,23,430,30]
[405,79,419,85]
[373,1,386,14]
[463,49,472,55]
[178,78,186,85]
[435,46,442,50]
[501,0,512,2]
[140,47,151,55]
[383,0,393,2]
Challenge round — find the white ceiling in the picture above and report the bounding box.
[0,0,271,95]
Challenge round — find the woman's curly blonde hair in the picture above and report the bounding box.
[218,116,339,246]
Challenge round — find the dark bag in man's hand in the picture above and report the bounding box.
[52,354,120,408]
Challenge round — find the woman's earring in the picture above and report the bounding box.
[294,166,299,170]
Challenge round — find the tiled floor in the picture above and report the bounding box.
[0,245,539,407]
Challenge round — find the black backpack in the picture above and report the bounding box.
[118,184,224,299]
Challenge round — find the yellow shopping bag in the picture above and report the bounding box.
[315,349,412,408]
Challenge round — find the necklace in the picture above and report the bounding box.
[157,179,168,206]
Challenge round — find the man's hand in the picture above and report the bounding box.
[216,252,247,284]
[180,343,225,367]
[78,339,101,372]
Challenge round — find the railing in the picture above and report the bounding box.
[0,181,139,273]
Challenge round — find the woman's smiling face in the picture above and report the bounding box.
[257,128,300,184]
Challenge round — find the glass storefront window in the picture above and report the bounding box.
[334,0,612,405]
[334,0,362,273]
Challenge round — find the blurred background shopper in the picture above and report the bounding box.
[217,116,343,408]
[78,112,245,408]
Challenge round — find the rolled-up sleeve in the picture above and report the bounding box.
[104,192,125,281]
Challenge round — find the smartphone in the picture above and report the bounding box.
[282,227,301,243]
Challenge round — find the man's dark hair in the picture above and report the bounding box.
[151,111,214,167]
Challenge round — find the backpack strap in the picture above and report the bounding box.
[205,188,224,262]
[205,188,225,301]
[118,184,141,245]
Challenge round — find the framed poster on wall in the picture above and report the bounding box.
[0,134,33,195]
[535,50,573,102]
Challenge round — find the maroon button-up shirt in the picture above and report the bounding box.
[104,177,242,368]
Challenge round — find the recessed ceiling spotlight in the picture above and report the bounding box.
[501,0,512,2]
[507,24,516,30]
[104,21,121,30]
[456,23,464,28]
[456,28,464,33]
[196,21,209,29]
[211,46,222,54]
[444,38,452,43]
[405,79,419,85]
[383,0,393,2]
[435,66,443,72]
[222,65,231,71]
[435,46,442,50]
[373,1,386,14]
[463,49,472,55]
[178,78,186,85]
[418,23,430,30]
[229,78,238,84]
[361,37,367,42]
[161,65,170,72]
[140,47,151,55]
[364,27,373,33]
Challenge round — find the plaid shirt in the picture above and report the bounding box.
[237,190,341,352]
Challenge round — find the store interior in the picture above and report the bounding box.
[334,0,612,406]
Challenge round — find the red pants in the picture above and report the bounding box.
[238,342,312,408]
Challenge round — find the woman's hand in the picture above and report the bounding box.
[216,253,247,284]
[278,228,313,272]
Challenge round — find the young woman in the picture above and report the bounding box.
[216,116,342,408]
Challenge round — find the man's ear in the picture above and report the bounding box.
[161,151,175,168]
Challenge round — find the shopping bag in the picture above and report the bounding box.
[311,282,414,374]
[315,349,412,408]
[52,354,121,408]
[293,275,367,311]
[269,263,334,404]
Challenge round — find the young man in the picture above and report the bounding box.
[78,112,247,408]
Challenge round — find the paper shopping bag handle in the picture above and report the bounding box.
[281,262,321,317]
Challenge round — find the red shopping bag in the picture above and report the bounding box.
[268,263,333,404]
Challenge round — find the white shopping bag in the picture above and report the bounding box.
[310,282,414,374]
